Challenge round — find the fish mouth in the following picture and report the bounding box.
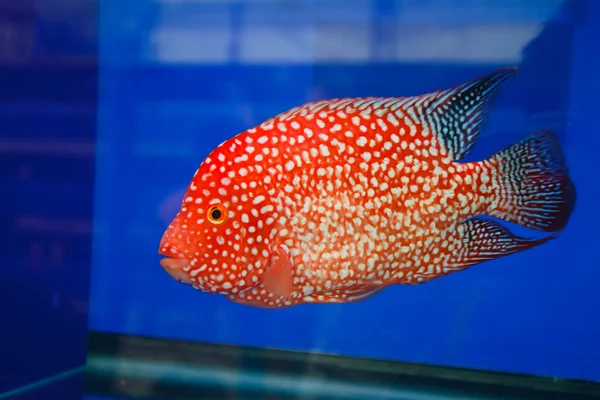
[159,257,192,285]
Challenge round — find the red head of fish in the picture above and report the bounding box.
[158,135,280,298]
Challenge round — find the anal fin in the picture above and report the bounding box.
[316,284,389,303]
[443,217,555,273]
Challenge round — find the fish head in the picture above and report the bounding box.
[158,143,276,295]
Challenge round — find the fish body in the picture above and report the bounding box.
[158,67,576,309]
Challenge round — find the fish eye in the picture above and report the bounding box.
[207,203,228,225]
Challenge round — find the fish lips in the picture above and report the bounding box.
[159,257,193,285]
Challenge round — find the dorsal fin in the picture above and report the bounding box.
[423,67,518,161]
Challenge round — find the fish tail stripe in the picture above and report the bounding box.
[423,67,518,161]
[442,218,556,273]
[486,130,576,232]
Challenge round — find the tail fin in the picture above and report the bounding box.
[486,130,576,232]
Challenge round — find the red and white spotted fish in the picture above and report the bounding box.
[158,67,576,309]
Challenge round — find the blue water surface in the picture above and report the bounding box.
[90,0,600,382]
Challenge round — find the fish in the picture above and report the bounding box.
[158,67,576,309]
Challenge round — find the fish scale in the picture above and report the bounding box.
[158,67,576,309]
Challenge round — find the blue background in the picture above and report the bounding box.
[0,0,96,395]
[89,0,600,383]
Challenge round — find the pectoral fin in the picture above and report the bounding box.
[262,244,293,299]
